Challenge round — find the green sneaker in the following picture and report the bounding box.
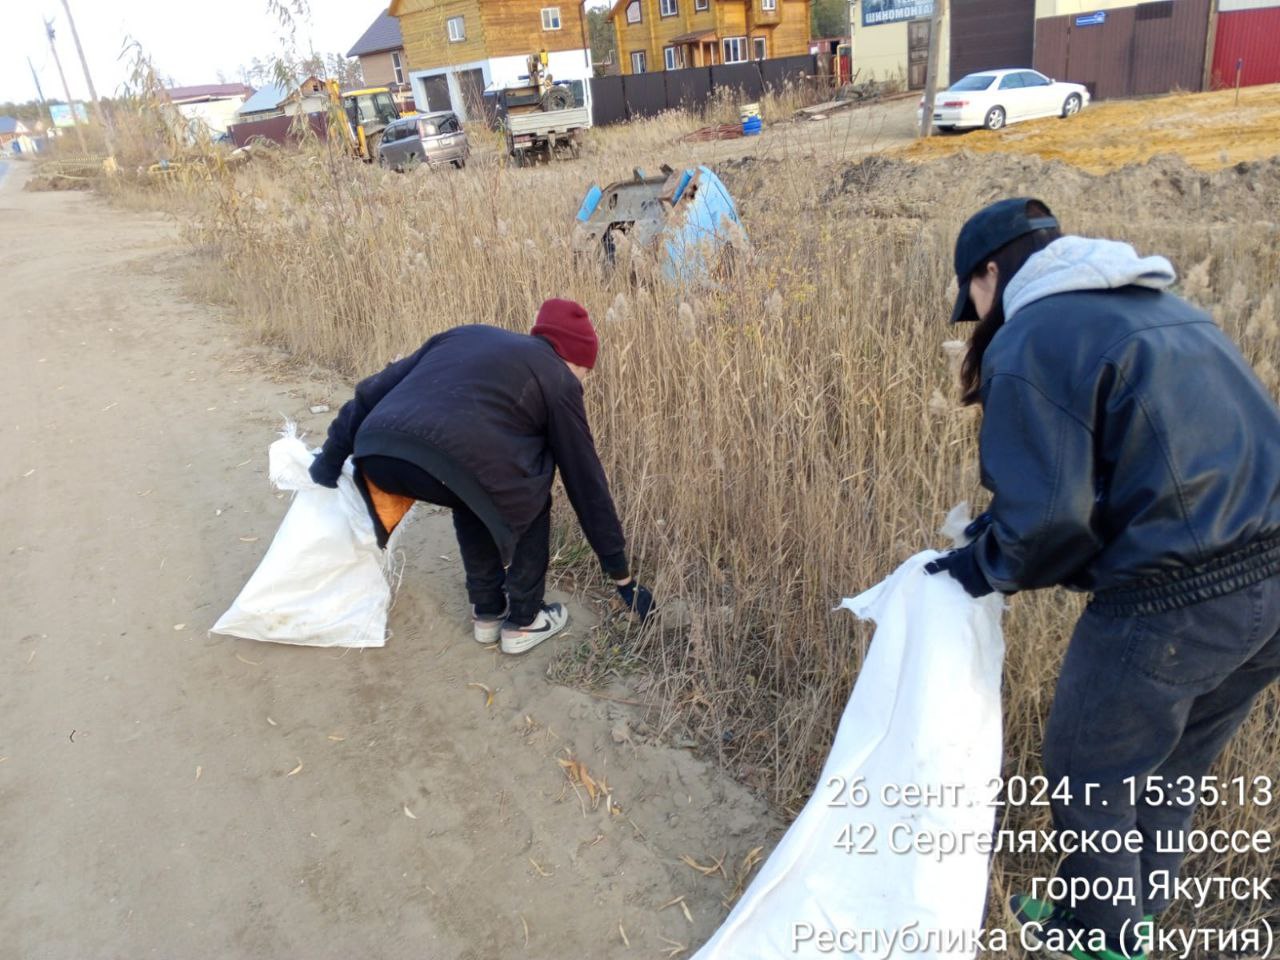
[1009,893,1059,926]
[1008,894,1148,960]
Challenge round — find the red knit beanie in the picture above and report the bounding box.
[531,298,598,369]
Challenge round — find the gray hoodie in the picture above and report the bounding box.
[1003,235,1177,320]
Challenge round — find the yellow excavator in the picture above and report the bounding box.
[326,80,408,161]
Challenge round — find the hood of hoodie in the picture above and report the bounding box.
[1003,235,1177,319]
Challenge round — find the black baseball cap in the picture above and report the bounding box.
[950,198,1059,323]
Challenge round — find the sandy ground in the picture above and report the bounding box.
[690,96,920,165]
[898,83,1280,172]
[0,162,778,959]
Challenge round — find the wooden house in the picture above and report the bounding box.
[609,0,812,74]
[389,0,593,120]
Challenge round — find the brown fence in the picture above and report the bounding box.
[228,111,329,148]
[589,54,817,126]
[1033,0,1211,101]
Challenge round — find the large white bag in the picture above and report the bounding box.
[211,427,391,648]
[691,551,1006,960]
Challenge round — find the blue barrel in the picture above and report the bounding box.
[742,115,763,136]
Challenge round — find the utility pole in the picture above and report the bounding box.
[61,0,116,157]
[45,17,88,153]
[1200,0,1219,92]
[917,0,947,138]
[28,56,53,130]
[578,1,592,72]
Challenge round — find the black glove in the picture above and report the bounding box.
[309,453,341,489]
[924,543,994,598]
[616,580,655,622]
[964,512,993,541]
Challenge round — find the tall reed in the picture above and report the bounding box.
[111,113,1280,933]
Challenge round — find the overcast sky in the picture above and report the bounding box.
[3,1,612,105]
[0,1,377,103]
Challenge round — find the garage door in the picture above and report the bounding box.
[420,74,453,112]
[950,0,1035,82]
[455,68,486,123]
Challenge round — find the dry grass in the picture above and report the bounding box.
[101,95,1280,936]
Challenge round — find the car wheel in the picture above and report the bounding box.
[1062,94,1082,118]
[984,106,1006,131]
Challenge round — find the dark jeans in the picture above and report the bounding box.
[1042,575,1280,944]
[357,455,551,626]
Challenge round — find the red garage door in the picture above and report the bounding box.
[1212,6,1280,88]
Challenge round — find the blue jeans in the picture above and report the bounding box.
[1042,575,1280,944]
[357,455,551,626]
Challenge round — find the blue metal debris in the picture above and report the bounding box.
[572,164,749,283]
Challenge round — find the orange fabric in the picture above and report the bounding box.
[365,475,415,535]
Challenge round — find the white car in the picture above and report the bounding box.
[917,69,1090,132]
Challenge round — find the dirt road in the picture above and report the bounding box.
[0,164,775,959]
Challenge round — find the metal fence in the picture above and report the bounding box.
[228,112,329,149]
[589,54,818,127]
[1033,0,1211,101]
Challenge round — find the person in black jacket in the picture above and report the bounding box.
[310,299,654,655]
[927,199,1280,959]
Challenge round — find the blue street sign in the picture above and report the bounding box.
[1075,11,1107,26]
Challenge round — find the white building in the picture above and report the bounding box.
[165,84,254,136]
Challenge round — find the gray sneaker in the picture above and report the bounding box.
[472,605,507,645]
[500,603,568,655]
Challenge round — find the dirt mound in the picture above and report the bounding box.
[24,174,93,192]
[820,152,1280,224]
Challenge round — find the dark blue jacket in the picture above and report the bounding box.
[974,282,1280,614]
[313,325,627,574]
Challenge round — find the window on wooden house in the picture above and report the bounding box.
[722,36,747,63]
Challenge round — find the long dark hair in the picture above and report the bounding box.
[960,206,1062,405]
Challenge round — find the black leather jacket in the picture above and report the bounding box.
[973,285,1280,615]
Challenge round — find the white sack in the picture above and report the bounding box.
[691,551,1005,960]
[211,426,391,648]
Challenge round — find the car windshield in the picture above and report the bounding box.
[352,92,398,125]
[419,120,439,136]
[949,74,996,92]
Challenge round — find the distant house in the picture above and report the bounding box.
[0,116,30,146]
[165,82,254,135]
[1,116,39,155]
[348,8,413,108]
[389,0,593,121]
[608,0,812,75]
[236,77,329,122]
